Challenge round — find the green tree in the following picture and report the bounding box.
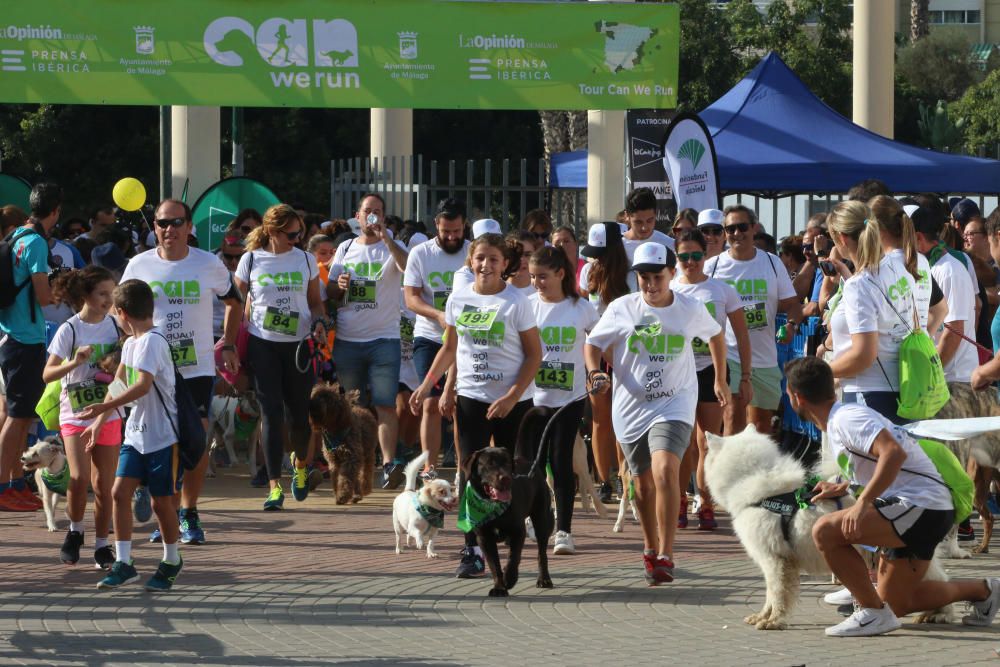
[676,0,741,112]
[951,67,1000,153]
[897,28,979,103]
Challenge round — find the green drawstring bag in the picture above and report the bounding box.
[916,439,974,524]
[896,328,950,420]
[35,379,62,431]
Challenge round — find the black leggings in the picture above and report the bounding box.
[456,395,533,545]
[541,399,586,533]
[247,335,314,481]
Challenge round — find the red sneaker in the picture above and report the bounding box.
[643,553,675,585]
[698,506,717,531]
[15,487,42,509]
[0,487,35,512]
[677,494,688,529]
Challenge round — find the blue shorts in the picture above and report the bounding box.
[117,444,183,497]
[333,338,401,408]
[412,336,444,397]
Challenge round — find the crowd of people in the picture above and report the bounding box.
[1,180,999,636]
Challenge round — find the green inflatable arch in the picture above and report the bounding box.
[190,177,280,250]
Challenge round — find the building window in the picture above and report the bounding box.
[930,9,981,24]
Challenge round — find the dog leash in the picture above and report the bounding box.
[529,385,602,477]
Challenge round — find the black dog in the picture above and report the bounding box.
[464,407,555,597]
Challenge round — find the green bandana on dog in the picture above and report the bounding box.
[457,481,509,532]
[41,461,69,496]
[412,494,444,529]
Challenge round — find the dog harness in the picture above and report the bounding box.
[757,475,824,543]
[411,495,444,530]
[457,482,510,532]
[321,427,352,453]
[40,461,69,496]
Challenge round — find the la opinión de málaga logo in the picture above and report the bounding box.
[677,139,705,170]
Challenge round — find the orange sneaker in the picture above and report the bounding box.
[14,487,42,509]
[0,487,35,512]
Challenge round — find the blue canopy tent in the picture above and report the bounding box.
[550,150,587,189]
[700,52,1000,196]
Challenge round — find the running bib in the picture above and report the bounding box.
[691,337,709,355]
[432,289,451,311]
[400,316,415,343]
[743,303,768,331]
[66,379,107,413]
[456,306,499,331]
[348,278,376,304]
[263,307,300,336]
[536,361,574,391]
[169,338,197,368]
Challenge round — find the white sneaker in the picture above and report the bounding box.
[553,531,576,555]
[963,577,1000,626]
[825,605,901,637]
[525,517,536,542]
[823,587,854,606]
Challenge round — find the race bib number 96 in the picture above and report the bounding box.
[743,303,768,331]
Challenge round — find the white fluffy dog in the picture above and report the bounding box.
[392,452,457,558]
[208,391,261,473]
[704,425,952,630]
[20,438,68,532]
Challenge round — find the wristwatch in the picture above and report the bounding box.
[221,344,236,352]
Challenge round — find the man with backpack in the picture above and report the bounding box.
[785,356,998,637]
[0,182,60,511]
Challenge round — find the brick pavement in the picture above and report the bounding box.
[2,469,999,666]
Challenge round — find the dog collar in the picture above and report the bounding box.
[457,481,509,532]
[40,460,69,496]
[321,427,352,453]
[757,475,824,543]
[411,494,444,529]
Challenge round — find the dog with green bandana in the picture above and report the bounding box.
[20,438,69,532]
[392,452,457,558]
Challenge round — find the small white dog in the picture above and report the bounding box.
[20,438,68,532]
[392,452,456,558]
[208,391,261,474]
[704,425,952,630]
[612,460,639,533]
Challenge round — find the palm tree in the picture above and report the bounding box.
[911,0,930,43]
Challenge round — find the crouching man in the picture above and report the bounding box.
[785,356,999,637]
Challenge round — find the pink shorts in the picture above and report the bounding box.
[60,419,122,447]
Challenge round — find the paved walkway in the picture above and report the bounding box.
[2,469,999,666]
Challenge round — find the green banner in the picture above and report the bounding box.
[0,175,32,211]
[191,177,280,250]
[0,0,678,110]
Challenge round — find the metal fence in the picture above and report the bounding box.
[330,155,587,232]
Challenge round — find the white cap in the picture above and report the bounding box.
[472,218,501,238]
[407,232,428,250]
[632,241,674,272]
[320,220,334,229]
[903,204,919,218]
[698,209,724,227]
[347,218,362,235]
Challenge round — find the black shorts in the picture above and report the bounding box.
[0,336,46,419]
[696,363,729,404]
[182,375,215,419]
[876,497,955,561]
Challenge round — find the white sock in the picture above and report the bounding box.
[69,521,84,534]
[163,542,180,564]
[94,536,109,549]
[659,553,672,561]
[116,540,132,563]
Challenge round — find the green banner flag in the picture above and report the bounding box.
[0,0,678,110]
[191,177,280,250]
[0,175,32,211]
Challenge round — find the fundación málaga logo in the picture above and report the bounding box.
[677,139,705,170]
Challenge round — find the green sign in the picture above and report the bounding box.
[0,0,679,110]
[0,175,31,211]
[191,177,280,250]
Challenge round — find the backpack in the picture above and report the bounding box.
[0,227,39,319]
[150,332,207,471]
[869,278,950,420]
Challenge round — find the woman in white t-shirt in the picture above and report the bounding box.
[506,231,541,296]
[409,233,541,576]
[670,229,751,531]
[586,242,730,586]
[527,246,599,556]
[43,266,123,568]
[234,204,326,511]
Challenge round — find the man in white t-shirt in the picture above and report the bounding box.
[121,199,244,545]
[403,198,469,477]
[911,207,978,383]
[329,193,410,489]
[622,187,674,263]
[784,356,999,637]
[704,205,802,435]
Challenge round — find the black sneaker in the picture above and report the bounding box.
[60,530,83,565]
[94,545,115,570]
[250,465,268,488]
[455,548,486,578]
[381,462,405,490]
[614,474,624,501]
[599,481,613,504]
[958,519,976,542]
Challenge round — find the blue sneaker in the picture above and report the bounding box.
[291,462,310,502]
[149,527,162,543]
[263,485,284,511]
[179,509,205,545]
[97,560,139,589]
[133,487,152,523]
[144,556,183,592]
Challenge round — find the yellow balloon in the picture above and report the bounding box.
[112,177,146,212]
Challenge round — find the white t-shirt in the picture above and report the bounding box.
[452,265,474,295]
[930,252,978,382]
[827,402,952,510]
[48,315,122,428]
[122,248,234,378]
[528,294,599,408]
[330,239,404,342]
[670,277,742,371]
[399,293,419,391]
[586,292,721,444]
[831,257,920,393]
[578,261,638,316]
[236,248,318,342]
[122,330,176,455]
[446,283,537,404]
[623,230,675,263]
[704,249,796,368]
[887,249,933,331]
[402,238,470,341]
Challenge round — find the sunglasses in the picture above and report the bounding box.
[222,252,243,261]
[724,222,751,234]
[677,251,705,262]
[671,225,690,234]
[701,226,724,236]
[154,217,186,229]
[281,229,302,240]
[239,225,253,234]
